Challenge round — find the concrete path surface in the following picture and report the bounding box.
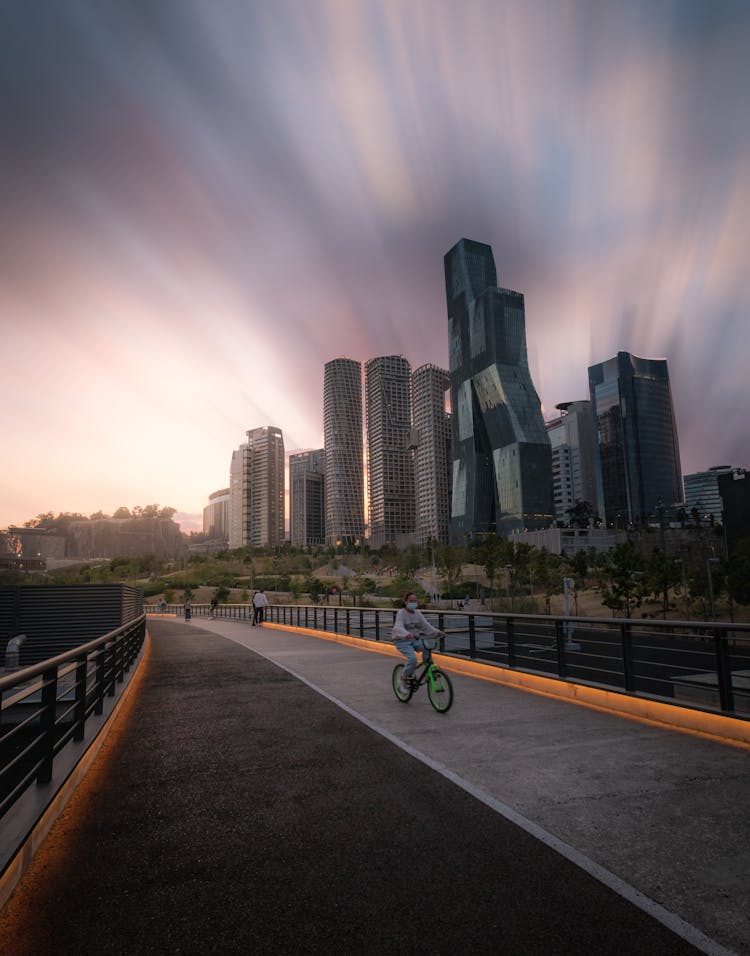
[0,618,746,956]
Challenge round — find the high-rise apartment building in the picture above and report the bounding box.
[228,426,285,549]
[289,449,325,547]
[411,363,451,546]
[588,352,682,528]
[203,487,230,541]
[545,401,597,525]
[324,358,365,548]
[365,355,415,549]
[444,238,554,540]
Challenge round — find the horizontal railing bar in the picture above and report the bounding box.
[0,615,146,694]
[0,758,47,818]
[0,734,45,782]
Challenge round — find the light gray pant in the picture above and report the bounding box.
[395,638,426,679]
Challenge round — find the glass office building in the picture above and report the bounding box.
[444,238,553,540]
[289,449,325,547]
[588,352,682,528]
[683,466,732,524]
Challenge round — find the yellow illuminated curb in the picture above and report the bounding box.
[264,622,750,748]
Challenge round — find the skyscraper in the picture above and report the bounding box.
[444,238,553,540]
[203,487,230,541]
[683,465,732,524]
[289,449,325,547]
[411,363,451,546]
[228,426,285,548]
[545,401,597,525]
[365,355,415,549]
[588,352,682,528]
[324,358,364,548]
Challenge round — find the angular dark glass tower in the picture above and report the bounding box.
[445,238,553,541]
[588,351,682,528]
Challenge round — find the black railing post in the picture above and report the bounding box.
[94,646,106,715]
[375,611,380,642]
[621,622,634,693]
[438,613,445,651]
[345,609,350,634]
[106,641,116,698]
[73,656,87,741]
[506,618,516,668]
[115,633,124,684]
[468,614,477,659]
[555,619,568,680]
[359,609,364,639]
[714,628,734,713]
[37,667,58,784]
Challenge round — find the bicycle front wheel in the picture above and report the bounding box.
[392,663,413,702]
[427,668,453,713]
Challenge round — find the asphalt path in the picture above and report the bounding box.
[0,619,721,955]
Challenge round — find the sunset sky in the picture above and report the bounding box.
[2,0,748,533]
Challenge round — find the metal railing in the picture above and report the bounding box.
[153,602,750,721]
[0,614,146,820]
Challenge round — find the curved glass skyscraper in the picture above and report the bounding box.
[445,238,553,541]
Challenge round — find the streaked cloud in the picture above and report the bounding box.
[1,0,748,527]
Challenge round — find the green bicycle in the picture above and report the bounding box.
[392,641,454,713]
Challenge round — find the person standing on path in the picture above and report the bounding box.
[252,589,268,626]
[391,592,445,695]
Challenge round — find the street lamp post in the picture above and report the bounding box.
[562,577,580,650]
[675,558,689,619]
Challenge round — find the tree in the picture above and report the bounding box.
[113,507,131,518]
[305,576,325,602]
[435,544,465,596]
[476,534,510,600]
[24,512,55,528]
[599,543,645,617]
[644,547,681,619]
[532,548,565,614]
[567,500,594,529]
[397,545,422,576]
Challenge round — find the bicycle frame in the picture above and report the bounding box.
[407,644,439,689]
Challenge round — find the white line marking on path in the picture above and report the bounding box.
[242,638,736,956]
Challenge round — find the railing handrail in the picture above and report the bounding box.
[153,601,750,634]
[0,613,146,693]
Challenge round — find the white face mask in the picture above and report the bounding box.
[406,601,418,611]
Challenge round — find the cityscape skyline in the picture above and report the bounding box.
[2,2,749,532]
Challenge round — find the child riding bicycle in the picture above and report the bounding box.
[392,592,446,696]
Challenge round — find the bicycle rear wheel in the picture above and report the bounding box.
[427,668,453,713]
[392,663,413,702]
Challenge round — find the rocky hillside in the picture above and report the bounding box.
[65,517,186,560]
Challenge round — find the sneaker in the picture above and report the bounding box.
[399,678,411,695]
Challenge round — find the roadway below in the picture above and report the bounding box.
[1,617,746,955]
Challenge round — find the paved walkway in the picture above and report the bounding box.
[1,618,747,955]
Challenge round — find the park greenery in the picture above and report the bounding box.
[4,530,750,623]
